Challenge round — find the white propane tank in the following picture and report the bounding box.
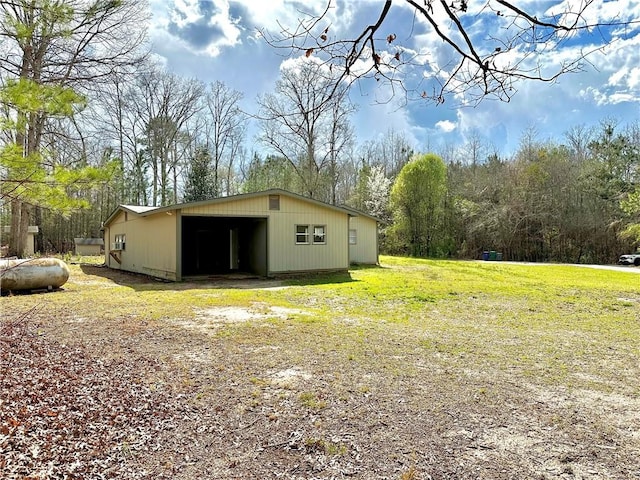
[0,258,70,292]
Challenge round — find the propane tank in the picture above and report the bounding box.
[0,258,70,292]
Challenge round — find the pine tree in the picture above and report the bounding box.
[183,147,215,202]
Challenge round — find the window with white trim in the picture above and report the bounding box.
[349,229,357,245]
[113,233,126,251]
[296,225,309,244]
[313,225,326,244]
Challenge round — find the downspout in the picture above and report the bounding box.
[376,220,380,265]
[175,209,182,281]
[347,215,352,266]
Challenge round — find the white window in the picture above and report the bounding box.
[349,229,357,245]
[296,225,309,244]
[112,233,126,251]
[313,225,326,244]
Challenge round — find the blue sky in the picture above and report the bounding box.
[147,0,640,159]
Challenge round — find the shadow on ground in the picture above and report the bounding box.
[78,264,360,291]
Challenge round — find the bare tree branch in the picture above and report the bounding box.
[260,0,640,106]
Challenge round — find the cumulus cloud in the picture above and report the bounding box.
[628,67,640,89]
[151,0,368,57]
[608,66,629,87]
[146,0,640,159]
[550,0,640,28]
[149,0,244,56]
[436,120,457,133]
[608,92,640,104]
[221,0,363,46]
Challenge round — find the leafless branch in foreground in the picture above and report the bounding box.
[260,0,640,107]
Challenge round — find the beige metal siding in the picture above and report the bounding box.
[105,211,177,280]
[349,216,379,264]
[105,192,354,280]
[182,196,267,216]
[104,212,125,269]
[183,194,349,273]
[76,244,101,256]
[269,197,349,273]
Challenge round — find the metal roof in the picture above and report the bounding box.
[121,205,159,214]
[74,238,104,246]
[103,189,363,227]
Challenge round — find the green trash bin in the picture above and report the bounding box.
[489,250,497,261]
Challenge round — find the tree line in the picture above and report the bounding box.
[387,123,640,264]
[1,1,639,263]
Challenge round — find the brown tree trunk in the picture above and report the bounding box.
[8,199,31,258]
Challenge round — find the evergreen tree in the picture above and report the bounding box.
[183,147,215,202]
[242,154,298,194]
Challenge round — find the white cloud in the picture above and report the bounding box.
[169,0,202,28]
[628,67,640,89]
[608,66,629,87]
[234,0,364,45]
[145,0,640,160]
[397,0,640,108]
[551,0,640,28]
[436,120,457,133]
[239,0,335,27]
[149,0,373,59]
[149,0,244,57]
[580,86,606,105]
[608,92,640,104]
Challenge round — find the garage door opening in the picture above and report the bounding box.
[181,216,267,277]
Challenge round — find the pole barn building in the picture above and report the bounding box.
[102,189,378,281]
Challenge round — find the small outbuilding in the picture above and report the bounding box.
[102,189,378,281]
[1,226,39,257]
[74,238,104,256]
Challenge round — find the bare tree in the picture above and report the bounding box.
[136,69,203,206]
[357,128,414,177]
[257,57,355,201]
[346,128,413,213]
[459,130,492,168]
[199,81,247,197]
[326,91,355,204]
[85,67,151,205]
[261,1,639,106]
[564,124,595,163]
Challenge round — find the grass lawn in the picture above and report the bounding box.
[2,255,639,479]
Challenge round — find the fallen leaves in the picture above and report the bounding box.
[0,316,181,479]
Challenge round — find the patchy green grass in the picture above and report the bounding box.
[274,256,640,391]
[3,255,640,479]
[7,256,638,392]
[8,255,640,388]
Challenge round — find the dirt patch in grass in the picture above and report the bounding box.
[174,305,309,336]
[2,258,639,479]
[194,305,308,323]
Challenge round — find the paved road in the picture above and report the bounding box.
[496,261,640,273]
[573,264,640,273]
